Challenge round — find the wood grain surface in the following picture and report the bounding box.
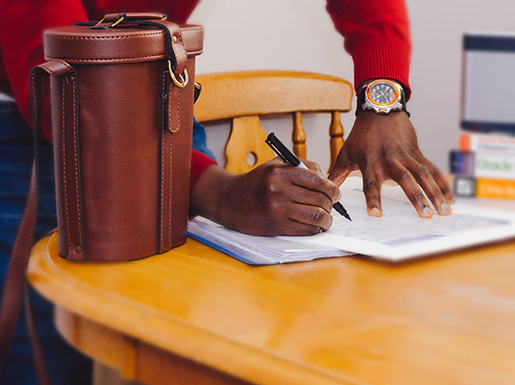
[28,231,515,385]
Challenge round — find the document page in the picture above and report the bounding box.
[188,177,515,264]
[285,177,515,261]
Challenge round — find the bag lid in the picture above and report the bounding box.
[44,22,203,65]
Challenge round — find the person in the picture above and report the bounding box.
[325,0,454,218]
[0,0,454,384]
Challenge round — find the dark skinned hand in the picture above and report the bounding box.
[190,158,342,236]
[328,110,455,218]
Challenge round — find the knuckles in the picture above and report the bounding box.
[248,161,336,235]
[417,165,431,179]
[304,226,324,236]
[311,207,333,230]
[312,207,325,225]
[316,194,333,212]
[362,175,380,192]
[412,190,426,203]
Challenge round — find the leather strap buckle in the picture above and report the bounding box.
[168,60,188,88]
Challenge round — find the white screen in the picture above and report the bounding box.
[463,50,515,123]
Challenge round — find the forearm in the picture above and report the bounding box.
[326,0,411,96]
[189,164,235,226]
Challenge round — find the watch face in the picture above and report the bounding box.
[366,80,400,106]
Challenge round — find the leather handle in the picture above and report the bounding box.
[0,59,74,383]
[82,12,167,30]
[101,12,166,24]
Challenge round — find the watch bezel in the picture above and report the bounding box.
[364,79,402,109]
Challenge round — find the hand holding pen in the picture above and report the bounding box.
[266,133,352,221]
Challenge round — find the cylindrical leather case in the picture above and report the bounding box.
[42,14,203,262]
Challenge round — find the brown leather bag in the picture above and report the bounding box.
[0,12,203,379]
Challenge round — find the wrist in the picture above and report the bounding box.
[189,165,233,222]
[355,109,410,119]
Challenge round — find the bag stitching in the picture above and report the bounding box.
[61,78,72,257]
[45,54,201,62]
[49,33,162,40]
[169,87,180,247]
[169,108,173,249]
[45,55,166,62]
[181,27,204,33]
[71,76,83,257]
[160,72,166,251]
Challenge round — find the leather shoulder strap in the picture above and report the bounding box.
[0,60,74,382]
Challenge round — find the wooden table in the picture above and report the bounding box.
[28,232,515,385]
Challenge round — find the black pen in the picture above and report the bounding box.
[265,132,352,221]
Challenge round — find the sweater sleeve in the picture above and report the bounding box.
[191,149,217,191]
[0,0,88,141]
[326,0,412,97]
[0,0,216,194]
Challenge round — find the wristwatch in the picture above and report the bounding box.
[356,79,410,117]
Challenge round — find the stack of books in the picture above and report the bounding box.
[451,32,515,200]
[451,133,515,199]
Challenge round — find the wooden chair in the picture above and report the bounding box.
[194,70,353,174]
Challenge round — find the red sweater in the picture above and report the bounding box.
[0,0,411,185]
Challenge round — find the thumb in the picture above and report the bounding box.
[328,153,354,186]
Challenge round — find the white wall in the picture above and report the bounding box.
[189,0,515,172]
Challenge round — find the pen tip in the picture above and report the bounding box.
[333,202,352,221]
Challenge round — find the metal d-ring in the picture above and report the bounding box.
[109,14,126,28]
[168,60,188,88]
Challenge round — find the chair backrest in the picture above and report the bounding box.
[194,70,353,174]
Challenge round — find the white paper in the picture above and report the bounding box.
[188,218,352,265]
[188,177,515,264]
[281,178,515,261]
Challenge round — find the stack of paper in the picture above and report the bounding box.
[188,178,515,265]
[188,217,352,265]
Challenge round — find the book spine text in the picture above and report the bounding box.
[460,133,515,154]
[450,150,515,179]
[454,176,515,200]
